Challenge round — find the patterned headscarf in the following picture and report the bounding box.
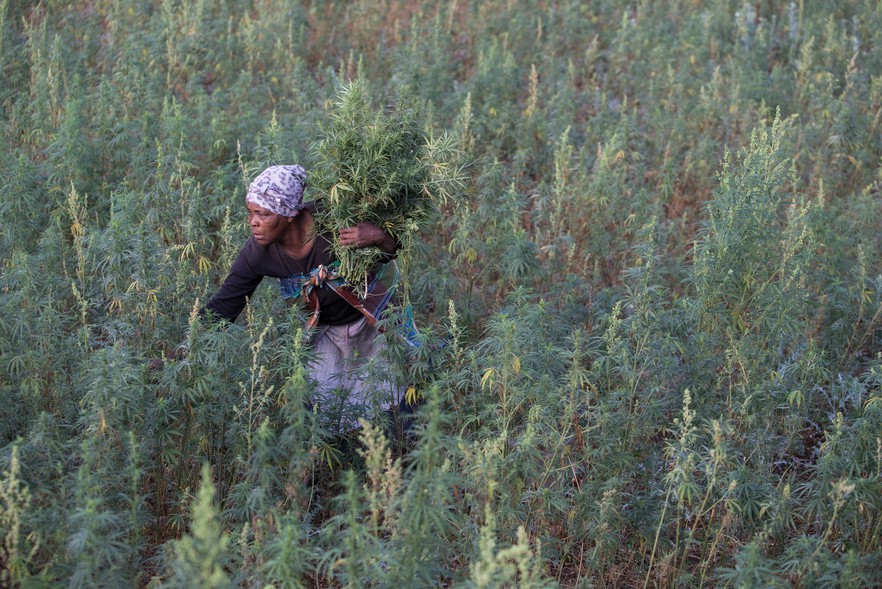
[246,165,307,217]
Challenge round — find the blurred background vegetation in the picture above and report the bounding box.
[1,0,881,586]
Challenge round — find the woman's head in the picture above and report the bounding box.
[245,165,308,245]
[246,164,307,217]
[246,202,294,246]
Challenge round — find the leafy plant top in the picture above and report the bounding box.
[309,77,465,294]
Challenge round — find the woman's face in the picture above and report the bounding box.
[247,202,292,245]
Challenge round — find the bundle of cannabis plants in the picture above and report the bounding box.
[309,77,467,295]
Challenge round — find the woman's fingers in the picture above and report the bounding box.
[339,223,383,247]
[338,227,360,246]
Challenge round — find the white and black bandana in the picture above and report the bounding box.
[246,164,307,217]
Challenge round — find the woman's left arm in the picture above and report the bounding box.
[338,222,398,254]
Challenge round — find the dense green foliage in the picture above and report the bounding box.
[1,0,881,586]
[309,77,467,293]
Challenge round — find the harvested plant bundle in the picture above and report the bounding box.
[309,78,466,295]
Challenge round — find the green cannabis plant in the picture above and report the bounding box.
[2,0,882,587]
[309,75,467,294]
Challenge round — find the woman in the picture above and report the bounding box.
[204,165,402,426]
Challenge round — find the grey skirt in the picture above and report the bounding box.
[310,317,401,429]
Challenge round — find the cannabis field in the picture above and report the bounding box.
[2,0,882,587]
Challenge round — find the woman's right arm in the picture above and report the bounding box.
[203,244,264,322]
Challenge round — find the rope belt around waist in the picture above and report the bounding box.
[302,264,383,331]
